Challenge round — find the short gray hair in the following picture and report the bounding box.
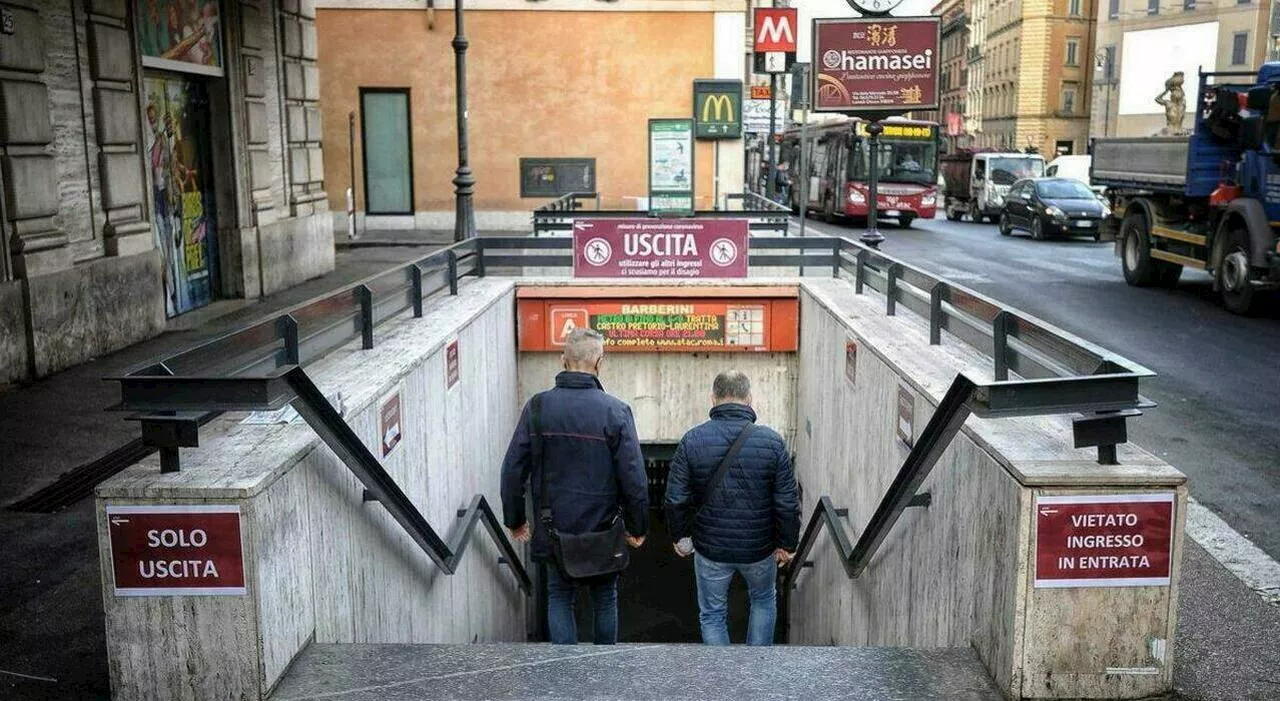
[563,327,605,365]
[713,371,751,401]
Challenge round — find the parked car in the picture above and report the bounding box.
[997,177,1110,241]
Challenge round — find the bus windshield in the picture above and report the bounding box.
[987,157,1044,185]
[850,138,939,186]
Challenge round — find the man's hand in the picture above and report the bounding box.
[673,537,694,558]
[626,534,646,549]
[509,524,531,543]
[774,548,795,567]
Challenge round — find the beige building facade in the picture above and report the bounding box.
[970,0,1096,155]
[1091,0,1274,138]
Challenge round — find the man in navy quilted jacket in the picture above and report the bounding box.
[664,370,800,646]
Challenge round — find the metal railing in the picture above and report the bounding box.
[109,223,1155,603]
[531,192,790,237]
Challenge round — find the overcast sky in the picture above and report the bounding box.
[790,0,940,56]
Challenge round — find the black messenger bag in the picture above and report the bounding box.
[530,394,630,579]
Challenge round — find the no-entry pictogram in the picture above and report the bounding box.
[106,504,246,596]
[572,219,749,279]
[1035,493,1176,588]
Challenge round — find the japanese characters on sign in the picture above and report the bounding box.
[573,218,749,279]
[1035,493,1176,588]
[106,504,246,596]
[812,16,941,114]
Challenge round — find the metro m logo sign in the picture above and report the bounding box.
[754,8,797,52]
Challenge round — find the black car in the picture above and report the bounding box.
[997,177,1110,241]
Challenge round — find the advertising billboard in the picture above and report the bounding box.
[648,119,695,215]
[693,80,743,139]
[812,16,941,114]
[1118,23,1218,116]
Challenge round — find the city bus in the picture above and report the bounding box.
[779,118,941,227]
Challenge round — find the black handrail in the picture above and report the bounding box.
[784,374,977,590]
[284,367,531,595]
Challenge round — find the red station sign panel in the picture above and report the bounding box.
[106,504,246,596]
[1035,493,1176,588]
[573,218,749,279]
[812,16,941,114]
[754,8,798,52]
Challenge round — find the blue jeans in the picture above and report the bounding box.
[545,565,618,645]
[694,553,777,646]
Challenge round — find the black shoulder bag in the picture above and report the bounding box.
[531,394,630,579]
[692,423,758,519]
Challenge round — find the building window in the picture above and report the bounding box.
[1103,45,1116,81]
[1062,83,1078,114]
[1109,0,1119,18]
[1069,0,1082,15]
[1184,0,1195,10]
[1238,0,1251,4]
[1232,32,1249,65]
[360,88,414,215]
[1066,39,1080,66]
[1147,0,1159,14]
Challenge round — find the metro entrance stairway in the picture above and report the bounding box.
[268,643,1004,700]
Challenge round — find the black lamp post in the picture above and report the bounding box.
[861,120,885,247]
[452,0,476,242]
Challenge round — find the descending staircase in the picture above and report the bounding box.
[269,643,1003,700]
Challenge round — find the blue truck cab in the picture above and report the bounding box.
[1091,66,1280,314]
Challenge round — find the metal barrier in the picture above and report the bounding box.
[532,193,790,237]
[107,229,1155,604]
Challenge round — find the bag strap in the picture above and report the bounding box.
[695,423,757,517]
[530,393,551,522]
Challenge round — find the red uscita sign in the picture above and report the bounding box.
[1034,493,1176,588]
[106,504,246,596]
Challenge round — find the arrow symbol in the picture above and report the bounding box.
[574,221,590,230]
[1039,508,1058,516]
[110,517,129,526]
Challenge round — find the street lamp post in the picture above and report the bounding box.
[452,0,477,242]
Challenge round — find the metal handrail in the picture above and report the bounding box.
[285,366,531,595]
[784,374,976,590]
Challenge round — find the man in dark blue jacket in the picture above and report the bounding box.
[664,370,799,646]
[500,327,649,645]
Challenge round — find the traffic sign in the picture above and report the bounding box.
[753,8,797,74]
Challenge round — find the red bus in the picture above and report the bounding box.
[780,118,941,227]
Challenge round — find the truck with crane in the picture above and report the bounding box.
[1091,67,1280,314]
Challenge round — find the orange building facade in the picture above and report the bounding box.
[316,2,749,231]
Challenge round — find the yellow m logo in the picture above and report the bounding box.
[701,94,735,123]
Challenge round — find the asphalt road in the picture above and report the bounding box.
[797,214,1280,560]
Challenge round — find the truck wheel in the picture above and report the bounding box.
[1217,228,1256,315]
[946,207,962,222]
[1120,213,1158,286]
[998,213,1012,236]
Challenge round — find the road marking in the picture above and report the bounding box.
[1186,497,1280,606]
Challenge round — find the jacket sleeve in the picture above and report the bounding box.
[772,438,801,552]
[612,404,650,537]
[500,399,534,530]
[663,439,693,539]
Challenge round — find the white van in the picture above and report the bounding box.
[1044,155,1100,192]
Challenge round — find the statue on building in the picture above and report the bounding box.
[1154,72,1188,135]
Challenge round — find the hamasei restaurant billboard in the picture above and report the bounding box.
[812,17,941,114]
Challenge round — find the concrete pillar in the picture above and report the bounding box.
[280,0,326,216]
[0,3,70,279]
[85,0,152,258]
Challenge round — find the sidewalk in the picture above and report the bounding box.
[0,243,443,700]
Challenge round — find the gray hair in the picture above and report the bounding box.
[713,371,751,402]
[563,327,605,366]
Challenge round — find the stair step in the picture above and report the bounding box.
[270,643,1003,700]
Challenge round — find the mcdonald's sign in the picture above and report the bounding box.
[693,79,742,140]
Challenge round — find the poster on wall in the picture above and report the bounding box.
[648,119,694,215]
[135,0,225,76]
[144,76,219,317]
